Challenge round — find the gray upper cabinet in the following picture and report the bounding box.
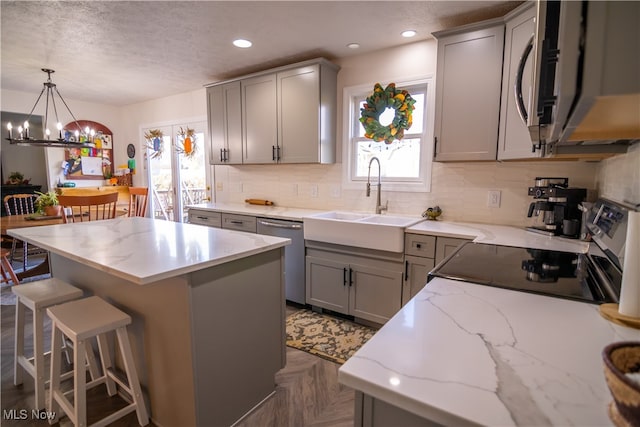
[242,73,279,164]
[207,82,243,165]
[433,20,505,161]
[498,3,540,160]
[206,58,338,165]
[278,64,337,164]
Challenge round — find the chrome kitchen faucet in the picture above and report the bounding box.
[366,157,388,214]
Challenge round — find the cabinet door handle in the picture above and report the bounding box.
[404,260,409,281]
[223,148,228,162]
[349,268,353,287]
[220,148,224,162]
[272,145,276,161]
[276,145,281,161]
[343,267,348,286]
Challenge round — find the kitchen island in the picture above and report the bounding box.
[9,217,291,427]
[339,278,640,426]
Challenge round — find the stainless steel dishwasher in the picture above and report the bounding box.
[257,217,305,305]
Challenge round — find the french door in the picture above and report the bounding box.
[145,121,210,222]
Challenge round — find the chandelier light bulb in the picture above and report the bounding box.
[46,128,51,137]
[7,122,12,139]
[57,122,63,139]
[23,121,29,138]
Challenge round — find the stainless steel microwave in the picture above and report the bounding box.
[521,1,639,156]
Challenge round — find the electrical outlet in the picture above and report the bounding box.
[487,190,501,208]
[310,184,319,198]
[330,185,341,198]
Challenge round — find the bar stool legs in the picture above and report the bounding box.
[12,279,84,409]
[47,296,149,427]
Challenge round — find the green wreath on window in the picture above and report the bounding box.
[359,83,416,144]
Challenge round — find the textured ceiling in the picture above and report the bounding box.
[1,1,521,106]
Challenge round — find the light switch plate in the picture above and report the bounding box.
[487,190,501,208]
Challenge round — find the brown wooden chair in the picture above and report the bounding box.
[1,247,20,285]
[128,187,149,217]
[57,193,118,223]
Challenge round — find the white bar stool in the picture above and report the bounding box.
[12,278,87,410]
[47,296,149,427]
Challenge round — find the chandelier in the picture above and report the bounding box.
[5,68,96,148]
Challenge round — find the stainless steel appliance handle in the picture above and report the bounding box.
[257,219,302,230]
[515,35,535,124]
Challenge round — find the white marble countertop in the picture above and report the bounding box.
[407,220,590,254]
[187,202,325,221]
[8,217,290,285]
[339,277,640,426]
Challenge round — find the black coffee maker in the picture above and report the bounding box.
[526,177,586,238]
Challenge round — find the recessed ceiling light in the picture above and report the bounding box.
[347,43,360,49]
[401,30,417,38]
[233,39,252,48]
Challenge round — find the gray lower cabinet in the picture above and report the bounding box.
[306,241,403,325]
[403,234,471,304]
[188,209,222,228]
[435,236,469,265]
[355,392,441,427]
[187,209,257,233]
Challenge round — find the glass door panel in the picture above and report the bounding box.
[146,121,209,222]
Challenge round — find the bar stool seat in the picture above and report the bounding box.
[47,296,149,427]
[12,278,86,409]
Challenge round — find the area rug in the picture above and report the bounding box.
[286,309,377,364]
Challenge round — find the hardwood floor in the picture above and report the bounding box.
[1,300,354,426]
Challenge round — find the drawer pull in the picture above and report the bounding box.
[416,243,422,249]
[229,220,244,225]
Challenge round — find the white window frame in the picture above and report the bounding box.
[341,76,435,193]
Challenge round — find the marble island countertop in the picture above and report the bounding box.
[339,277,640,426]
[8,217,290,285]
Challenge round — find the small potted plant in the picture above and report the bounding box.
[35,191,61,216]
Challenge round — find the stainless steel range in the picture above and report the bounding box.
[428,198,634,304]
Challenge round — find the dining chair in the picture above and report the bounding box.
[3,194,44,271]
[4,194,38,215]
[1,247,20,285]
[128,187,149,217]
[57,193,118,223]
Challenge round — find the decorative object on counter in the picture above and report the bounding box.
[5,172,30,185]
[144,129,164,159]
[422,206,442,220]
[245,198,274,206]
[5,69,95,148]
[34,191,60,217]
[286,309,377,364]
[360,82,415,144]
[602,341,640,427]
[175,126,197,157]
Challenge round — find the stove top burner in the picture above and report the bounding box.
[428,242,620,304]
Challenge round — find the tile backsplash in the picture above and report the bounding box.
[214,159,601,227]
